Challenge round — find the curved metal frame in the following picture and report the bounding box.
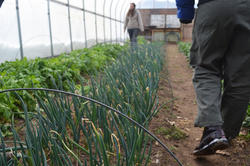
[47,0,54,57]
[67,0,73,51]
[120,0,126,43]
[13,0,129,58]
[82,0,88,48]
[103,0,106,43]
[123,5,129,42]
[110,0,114,43]
[114,0,119,43]
[12,0,139,59]
[15,0,24,59]
[94,0,98,44]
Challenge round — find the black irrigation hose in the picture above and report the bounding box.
[0,88,183,166]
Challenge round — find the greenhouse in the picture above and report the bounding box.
[0,0,250,165]
[0,0,180,62]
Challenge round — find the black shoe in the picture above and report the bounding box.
[193,126,229,156]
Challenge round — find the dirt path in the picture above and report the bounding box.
[150,44,250,166]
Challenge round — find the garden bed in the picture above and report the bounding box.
[0,44,126,124]
[0,40,177,165]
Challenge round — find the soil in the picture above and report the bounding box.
[149,44,250,166]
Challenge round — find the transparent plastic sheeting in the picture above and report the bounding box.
[0,0,143,63]
[137,0,198,9]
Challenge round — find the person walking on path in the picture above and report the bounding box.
[176,0,250,155]
[124,3,144,49]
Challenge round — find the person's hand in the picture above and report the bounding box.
[180,19,192,24]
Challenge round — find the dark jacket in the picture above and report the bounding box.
[176,0,213,21]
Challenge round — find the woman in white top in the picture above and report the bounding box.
[124,3,144,48]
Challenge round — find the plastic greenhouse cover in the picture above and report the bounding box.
[0,0,139,63]
[0,0,196,63]
[138,0,198,8]
[0,1,20,62]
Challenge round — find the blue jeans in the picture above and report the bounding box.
[128,28,139,49]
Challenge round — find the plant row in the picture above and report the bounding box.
[0,44,127,123]
[177,42,191,60]
[0,42,166,165]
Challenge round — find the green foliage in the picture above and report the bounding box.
[0,44,127,122]
[156,126,187,140]
[137,36,148,45]
[243,105,250,128]
[0,42,166,165]
[177,41,191,60]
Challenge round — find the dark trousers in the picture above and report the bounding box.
[190,0,250,138]
[128,28,139,48]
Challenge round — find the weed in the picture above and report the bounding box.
[156,126,187,140]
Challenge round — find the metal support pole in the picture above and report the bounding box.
[110,0,114,43]
[114,0,119,44]
[103,0,106,43]
[121,3,127,43]
[94,0,98,44]
[164,14,167,42]
[47,0,54,57]
[123,6,129,43]
[16,0,24,59]
[82,0,87,48]
[67,0,73,51]
[120,0,126,43]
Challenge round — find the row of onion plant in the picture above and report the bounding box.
[0,42,170,166]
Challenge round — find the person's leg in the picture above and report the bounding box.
[191,0,235,128]
[130,29,139,49]
[128,29,133,46]
[191,0,236,155]
[133,29,139,43]
[222,1,250,139]
[193,66,224,127]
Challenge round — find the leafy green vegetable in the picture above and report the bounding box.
[177,41,191,60]
[0,44,127,122]
[243,105,250,127]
